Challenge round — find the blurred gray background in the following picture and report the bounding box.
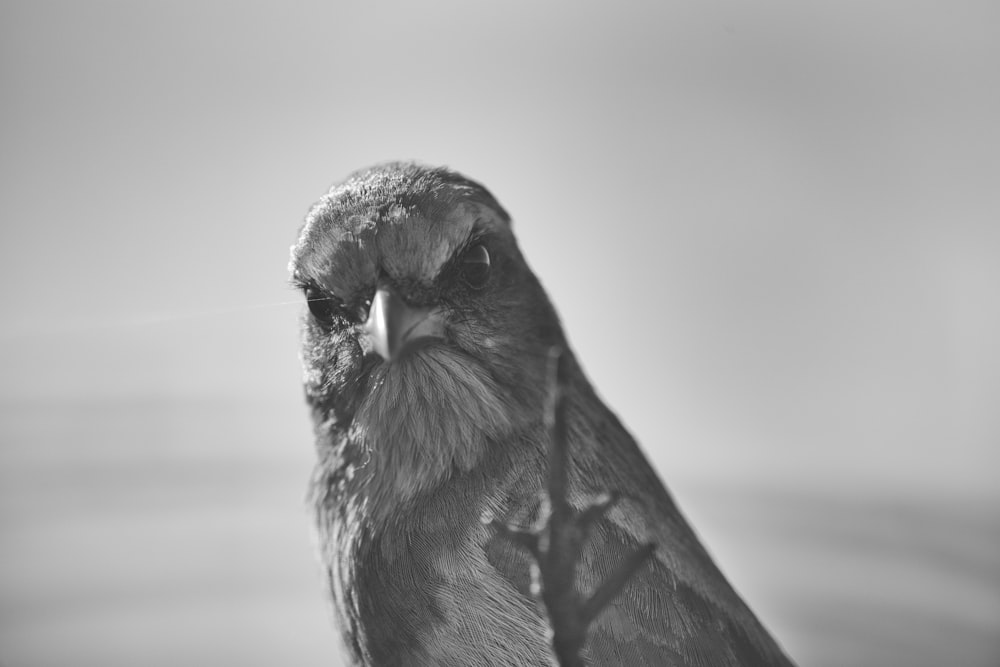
[2,1,998,666]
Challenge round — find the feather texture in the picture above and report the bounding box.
[293,162,796,666]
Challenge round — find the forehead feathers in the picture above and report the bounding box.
[291,163,510,297]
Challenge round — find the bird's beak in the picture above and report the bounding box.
[362,286,445,362]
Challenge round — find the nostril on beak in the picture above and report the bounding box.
[362,286,444,362]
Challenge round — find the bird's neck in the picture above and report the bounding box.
[313,345,548,525]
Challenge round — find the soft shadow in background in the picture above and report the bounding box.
[1,2,998,666]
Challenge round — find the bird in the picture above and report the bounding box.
[290,162,796,666]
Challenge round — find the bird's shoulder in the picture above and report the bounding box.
[483,380,795,666]
[485,488,793,667]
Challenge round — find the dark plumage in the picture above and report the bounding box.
[290,162,796,666]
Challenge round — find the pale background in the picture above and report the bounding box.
[2,1,998,666]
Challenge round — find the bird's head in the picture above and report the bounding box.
[290,162,565,498]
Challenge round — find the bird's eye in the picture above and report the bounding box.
[305,287,336,325]
[356,296,373,323]
[460,244,491,288]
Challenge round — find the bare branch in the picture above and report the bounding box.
[490,346,658,666]
[581,542,656,626]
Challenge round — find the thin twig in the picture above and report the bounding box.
[492,346,656,666]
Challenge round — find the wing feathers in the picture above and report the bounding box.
[487,495,792,666]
